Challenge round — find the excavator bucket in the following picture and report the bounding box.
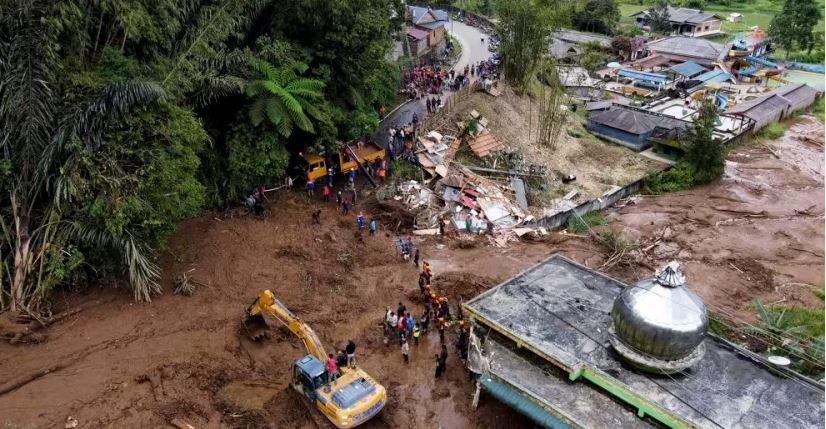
[242,313,270,341]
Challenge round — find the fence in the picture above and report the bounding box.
[526,178,646,230]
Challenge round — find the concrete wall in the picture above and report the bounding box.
[786,92,819,114]
[586,122,650,151]
[526,178,646,230]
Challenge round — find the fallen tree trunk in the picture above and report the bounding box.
[0,363,67,396]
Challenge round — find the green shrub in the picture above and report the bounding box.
[812,97,824,122]
[565,211,608,232]
[391,159,420,181]
[758,122,786,140]
[643,163,695,194]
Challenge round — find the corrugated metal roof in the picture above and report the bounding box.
[586,99,630,111]
[630,54,673,69]
[468,131,502,157]
[694,69,734,83]
[417,20,447,30]
[726,94,792,121]
[618,69,669,83]
[631,6,721,24]
[589,107,690,135]
[773,83,820,106]
[669,61,707,78]
[406,26,429,40]
[408,6,448,23]
[552,30,612,47]
[647,36,724,61]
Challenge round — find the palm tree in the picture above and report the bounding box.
[245,59,325,138]
[1,2,165,310]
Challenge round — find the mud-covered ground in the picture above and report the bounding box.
[600,116,825,322]
[0,116,822,428]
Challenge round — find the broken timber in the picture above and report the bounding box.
[464,165,545,178]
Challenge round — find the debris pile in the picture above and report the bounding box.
[416,131,455,177]
[392,163,541,245]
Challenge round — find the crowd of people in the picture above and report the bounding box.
[380,258,470,380]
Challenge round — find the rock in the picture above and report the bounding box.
[652,242,680,259]
[661,226,675,240]
[677,249,692,259]
[325,231,337,243]
[65,417,79,429]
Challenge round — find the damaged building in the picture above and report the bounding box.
[463,255,825,429]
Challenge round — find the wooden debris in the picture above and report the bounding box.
[171,418,197,429]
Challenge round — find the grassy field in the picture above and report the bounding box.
[617,0,826,38]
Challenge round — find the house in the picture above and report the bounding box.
[644,36,726,66]
[726,83,820,132]
[668,61,708,79]
[550,30,612,62]
[726,94,791,132]
[632,7,723,37]
[728,13,743,22]
[774,83,821,112]
[586,105,691,150]
[406,6,449,57]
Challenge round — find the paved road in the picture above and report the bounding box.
[373,21,492,149]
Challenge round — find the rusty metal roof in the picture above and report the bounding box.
[468,131,503,157]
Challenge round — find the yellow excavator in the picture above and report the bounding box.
[242,290,386,428]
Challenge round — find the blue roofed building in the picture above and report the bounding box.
[406,6,449,57]
[586,104,692,151]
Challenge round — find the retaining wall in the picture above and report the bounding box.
[526,178,645,230]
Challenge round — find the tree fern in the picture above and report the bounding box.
[244,59,324,138]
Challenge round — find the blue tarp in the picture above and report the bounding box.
[738,63,758,77]
[618,68,668,84]
[785,61,825,74]
[669,61,708,78]
[745,55,777,68]
[695,69,734,84]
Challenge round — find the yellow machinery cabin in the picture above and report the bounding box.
[338,142,385,173]
[302,142,385,181]
[302,152,328,182]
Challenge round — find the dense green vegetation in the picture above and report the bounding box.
[0,0,404,310]
[757,122,787,139]
[495,0,563,93]
[748,299,825,378]
[645,99,725,193]
[565,211,608,232]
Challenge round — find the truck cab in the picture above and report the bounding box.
[301,152,328,182]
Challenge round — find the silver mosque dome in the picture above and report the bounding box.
[609,261,708,374]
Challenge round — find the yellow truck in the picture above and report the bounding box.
[243,290,386,428]
[301,142,385,183]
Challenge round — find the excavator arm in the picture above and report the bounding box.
[245,290,328,362]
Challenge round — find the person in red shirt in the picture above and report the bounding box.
[325,353,338,381]
[322,184,331,202]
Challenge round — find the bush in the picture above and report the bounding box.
[758,122,786,139]
[391,159,420,181]
[644,162,695,194]
[812,97,824,122]
[565,211,608,232]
